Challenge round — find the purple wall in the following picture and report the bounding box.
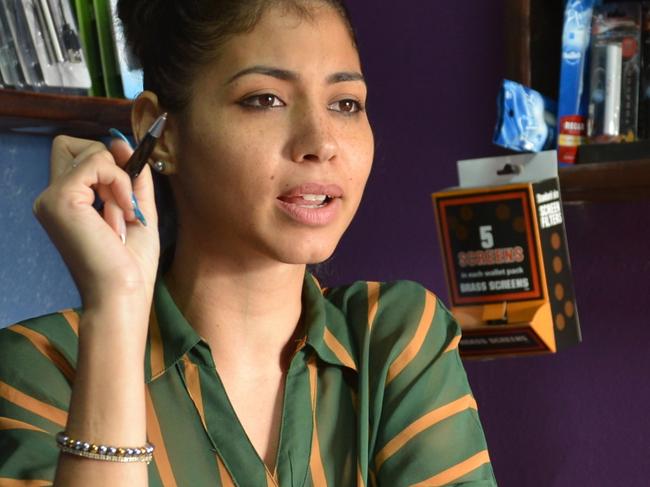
[327,2,650,486]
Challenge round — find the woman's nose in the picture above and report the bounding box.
[289,109,339,164]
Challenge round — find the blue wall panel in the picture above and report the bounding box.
[0,133,79,327]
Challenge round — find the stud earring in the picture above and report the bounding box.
[153,160,166,173]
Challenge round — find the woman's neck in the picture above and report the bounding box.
[164,245,306,373]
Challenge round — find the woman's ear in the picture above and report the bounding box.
[131,91,178,175]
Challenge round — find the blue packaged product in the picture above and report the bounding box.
[493,80,557,153]
[557,0,598,163]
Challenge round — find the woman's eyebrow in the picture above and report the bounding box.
[226,65,365,85]
[326,71,365,84]
[226,65,297,84]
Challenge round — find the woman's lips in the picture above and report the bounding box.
[276,182,344,226]
[278,183,344,199]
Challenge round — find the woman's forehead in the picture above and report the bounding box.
[211,5,359,79]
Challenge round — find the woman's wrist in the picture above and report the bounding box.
[80,295,152,332]
[81,280,154,314]
[68,306,149,446]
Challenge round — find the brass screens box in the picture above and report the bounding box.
[432,178,581,359]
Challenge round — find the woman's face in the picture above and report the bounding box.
[168,4,374,266]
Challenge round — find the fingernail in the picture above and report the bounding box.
[131,193,147,226]
[109,128,135,148]
[119,218,126,245]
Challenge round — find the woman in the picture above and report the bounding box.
[0,1,497,486]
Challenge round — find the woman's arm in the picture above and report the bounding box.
[32,134,160,486]
[53,302,149,486]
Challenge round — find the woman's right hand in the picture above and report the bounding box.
[33,135,160,314]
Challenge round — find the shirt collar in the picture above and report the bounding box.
[303,273,359,372]
[145,278,202,382]
[145,271,358,382]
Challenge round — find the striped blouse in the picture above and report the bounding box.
[0,273,497,486]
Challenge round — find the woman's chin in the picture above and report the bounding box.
[274,240,339,266]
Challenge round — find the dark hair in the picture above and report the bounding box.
[117,0,357,276]
[118,0,357,113]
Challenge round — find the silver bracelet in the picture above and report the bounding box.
[55,432,154,464]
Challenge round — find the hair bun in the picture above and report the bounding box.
[117,0,163,69]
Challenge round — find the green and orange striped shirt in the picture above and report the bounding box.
[0,273,497,486]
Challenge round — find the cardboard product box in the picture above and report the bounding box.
[432,151,581,359]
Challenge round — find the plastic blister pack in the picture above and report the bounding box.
[1,0,44,89]
[1,0,91,93]
[0,4,25,89]
[588,3,642,143]
[493,80,557,153]
[557,0,596,164]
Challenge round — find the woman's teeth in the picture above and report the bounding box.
[299,194,328,208]
[303,194,327,202]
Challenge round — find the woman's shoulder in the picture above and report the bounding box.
[321,278,460,362]
[323,278,455,328]
[0,309,81,380]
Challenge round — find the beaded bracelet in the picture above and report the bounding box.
[55,432,154,464]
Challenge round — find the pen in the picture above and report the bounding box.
[124,113,168,180]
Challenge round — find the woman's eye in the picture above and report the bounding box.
[329,99,363,114]
[240,94,285,109]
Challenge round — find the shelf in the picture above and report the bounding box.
[560,159,650,203]
[503,0,650,204]
[503,0,563,99]
[0,89,132,137]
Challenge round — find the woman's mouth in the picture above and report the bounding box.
[277,194,333,208]
[276,184,343,226]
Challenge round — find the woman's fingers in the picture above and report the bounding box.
[68,150,136,221]
[109,138,134,168]
[50,135,106,182]
[36,133,161,309]
[108,138,158,229]
[49,135,157,232]
[102,198,127,245]
[46,132,158,238]
[95,183,129,244]
[36,149,135,232]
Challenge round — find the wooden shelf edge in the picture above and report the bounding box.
[0,89,132,137]
[560,159,650,203]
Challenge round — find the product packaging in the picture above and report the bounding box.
[493,79,557,153]
[2,0,44,89]
[588,3,642,143]
[432,151,581,359]
[28,0,90,92]
[1,0,92,93]
[558,0,597,164]
[0,2,25,89]
[639,2,650,139]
